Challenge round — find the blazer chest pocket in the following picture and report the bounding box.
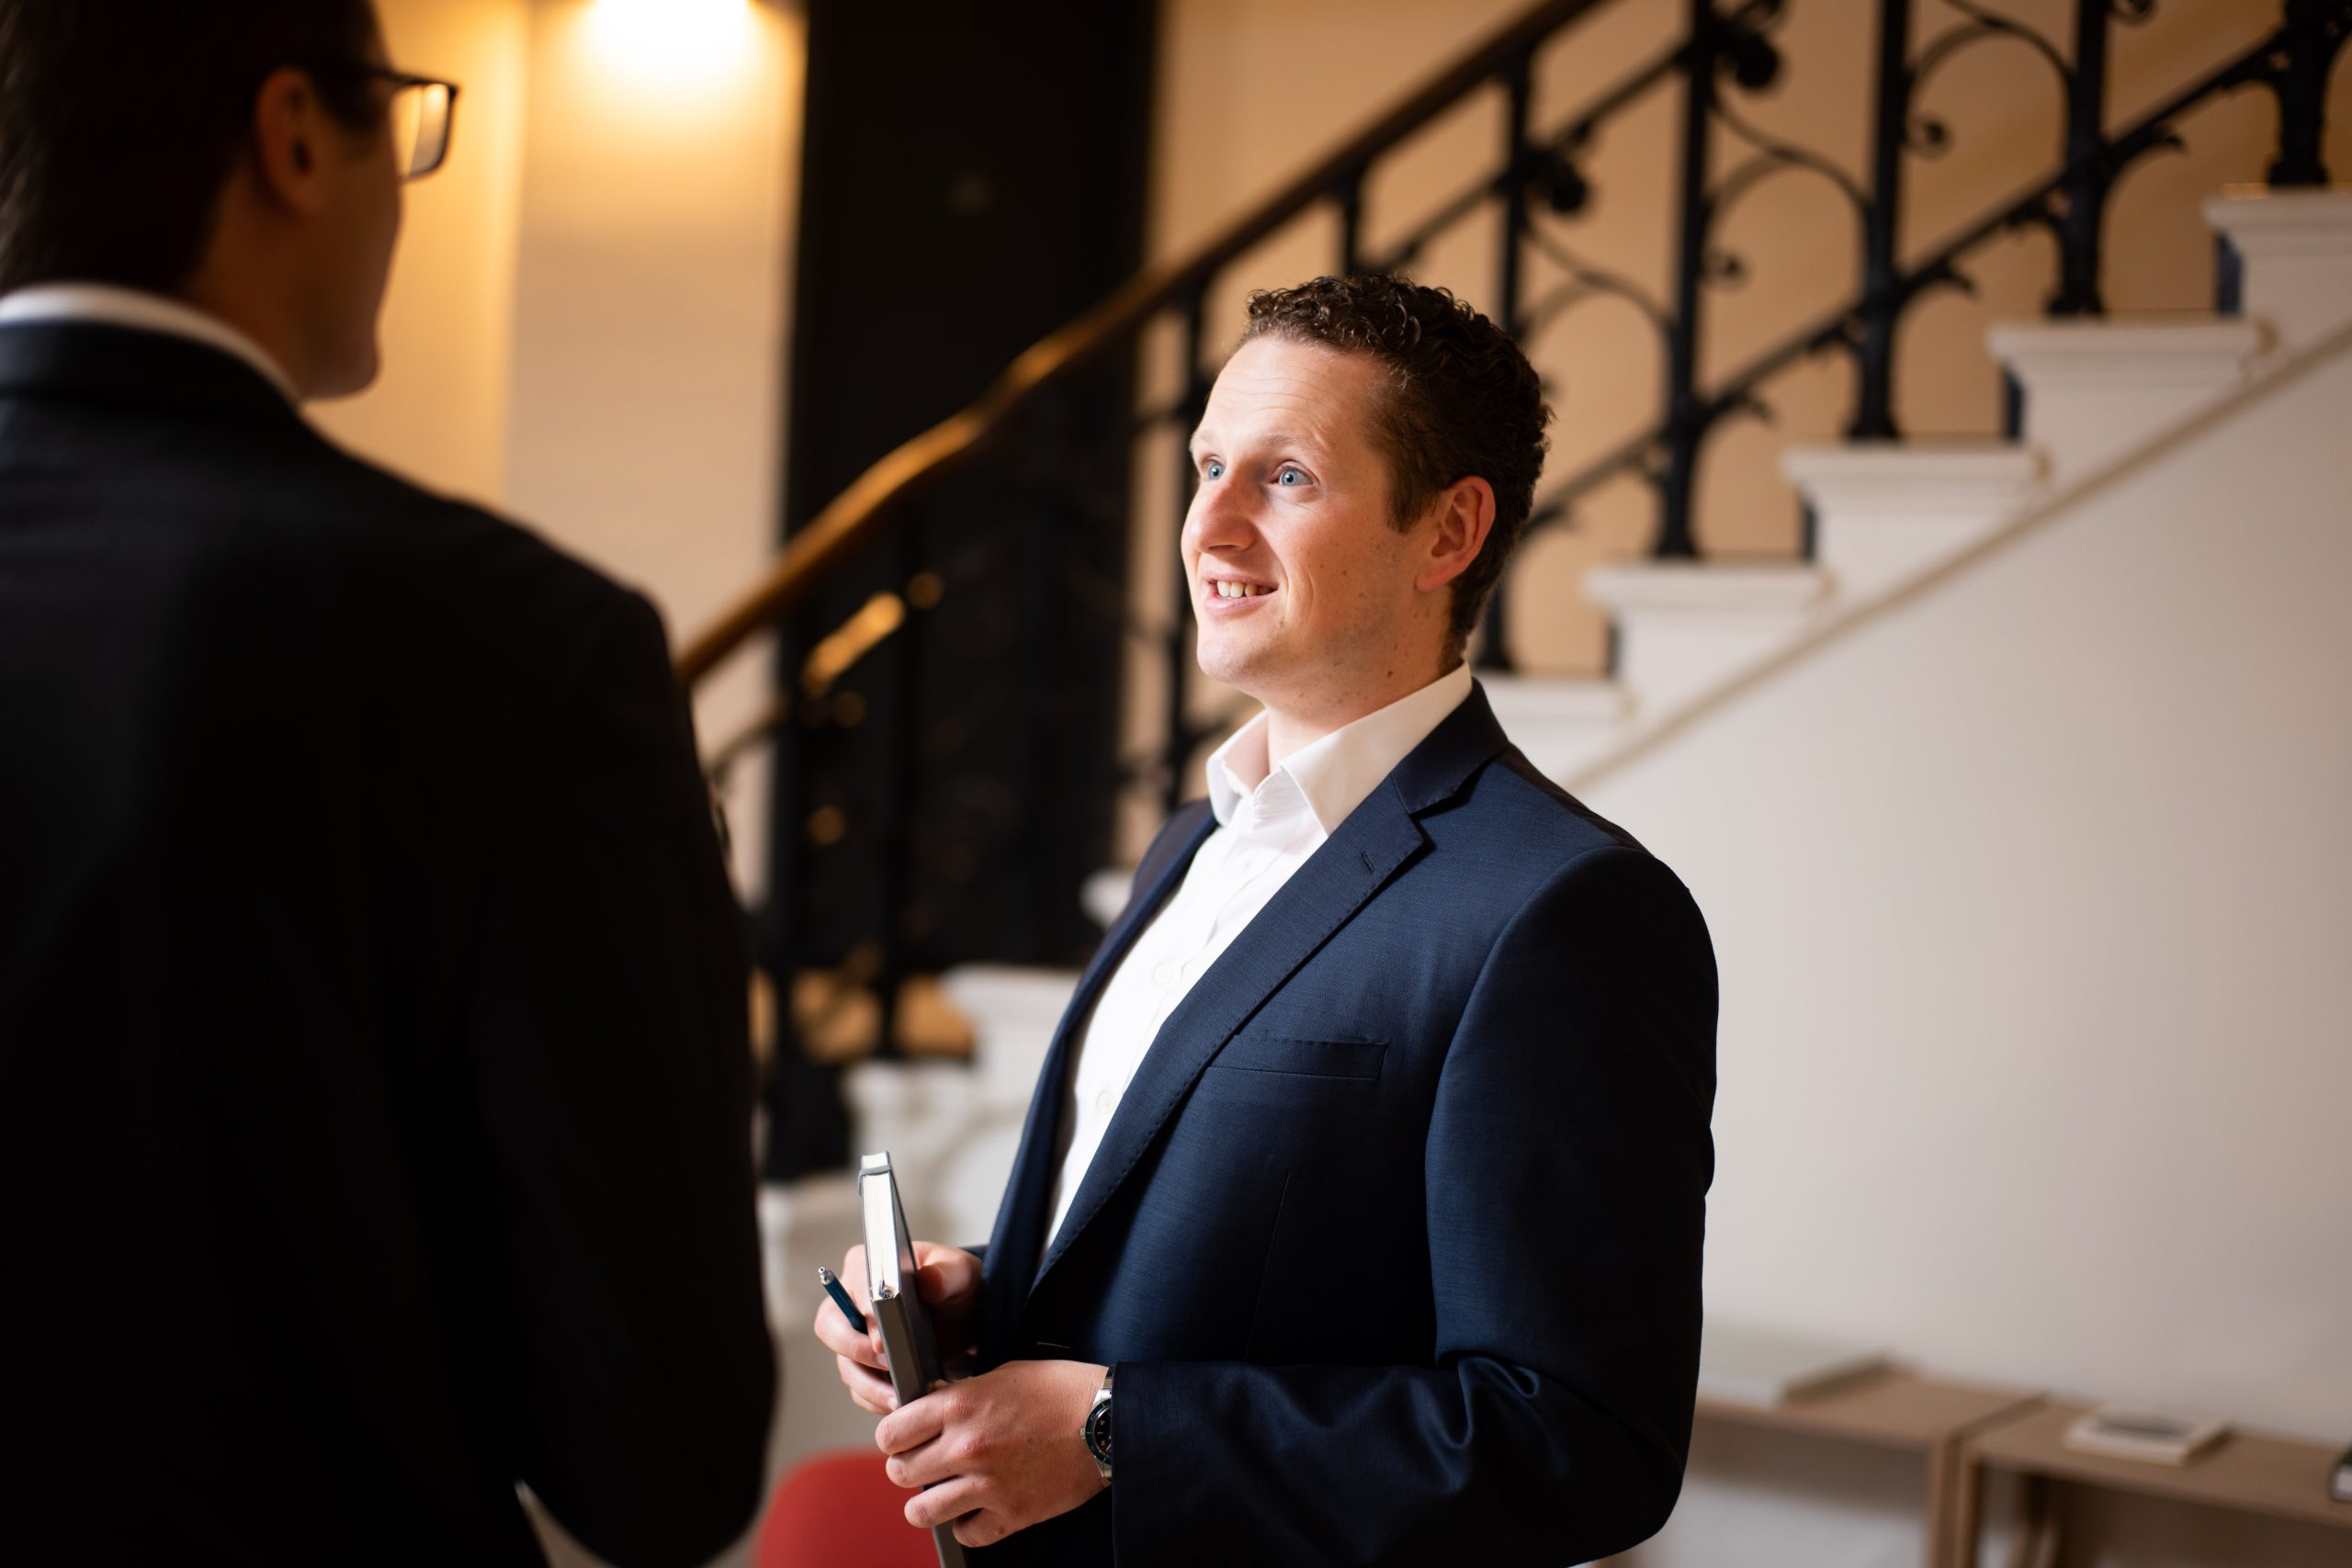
[1210,1033,1388,1081]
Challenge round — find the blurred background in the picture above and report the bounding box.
[331,1,2352,1563]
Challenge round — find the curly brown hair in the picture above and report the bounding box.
[1238,273,1551,658]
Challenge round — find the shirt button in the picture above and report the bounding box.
[1151,961,1178,984]
[1094,1090,1115,1114]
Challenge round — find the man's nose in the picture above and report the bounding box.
[1186,481,1257,554]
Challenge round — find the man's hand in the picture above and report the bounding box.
[876,1359,1109,1550]
[811,1241,979,1416]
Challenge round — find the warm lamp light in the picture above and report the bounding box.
[584,0,758,86]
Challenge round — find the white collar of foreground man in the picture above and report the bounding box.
[1206,660,1476,837]
[0,281,300,404]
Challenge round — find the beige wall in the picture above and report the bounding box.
[312,0,533,509]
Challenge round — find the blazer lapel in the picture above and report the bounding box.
[1029,685,1514,1293]
[1032,790,1429,1288]
[981,806,1216,1320]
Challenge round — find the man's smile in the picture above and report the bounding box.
[1203,573,1277,611]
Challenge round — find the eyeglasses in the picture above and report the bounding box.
[311,62,463,181]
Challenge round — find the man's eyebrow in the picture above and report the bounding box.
[1187,428,1325,457]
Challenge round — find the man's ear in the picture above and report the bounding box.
[1415,476,1498,595]
[247,68,335,217]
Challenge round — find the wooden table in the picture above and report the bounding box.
[1954,1401,2352,1566]
[1690,1370,2042,1568]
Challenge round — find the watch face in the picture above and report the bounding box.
[1086,1400,1113,1460]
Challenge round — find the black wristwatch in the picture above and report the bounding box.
[1082,1367,1114,1483]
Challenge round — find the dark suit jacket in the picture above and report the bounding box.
[976,687,1717,1566]
[0,323,774,1566]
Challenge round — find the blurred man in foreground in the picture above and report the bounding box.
[0,4,773,1562]
[818,274,1718,1565]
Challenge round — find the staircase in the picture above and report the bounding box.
[1498,187,2352,792]
[689,0,2352,1189]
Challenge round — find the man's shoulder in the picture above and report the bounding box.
[286,431,623,599]
[1464,746,1653,860]
[20,401,659,697]
[299,440,665,696]
[179,421,650,660]
[1408,743,1697,924]
[25,391,622,604]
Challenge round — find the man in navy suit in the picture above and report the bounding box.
[817,274,1717,1565]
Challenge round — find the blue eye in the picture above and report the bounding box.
[1204,459,1225,480]
[1277,468,1306,487]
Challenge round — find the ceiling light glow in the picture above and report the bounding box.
[585,0,758,88]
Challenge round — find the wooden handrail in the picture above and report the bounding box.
[674,0,1611,686]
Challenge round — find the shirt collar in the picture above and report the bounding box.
[1206,661,1476,835]
[0,283,300,404]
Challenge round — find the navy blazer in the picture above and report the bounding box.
[974,686,1717,1566]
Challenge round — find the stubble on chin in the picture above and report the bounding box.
[1192,628,1261,694]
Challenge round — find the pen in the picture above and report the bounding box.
[817,1265,866,1336]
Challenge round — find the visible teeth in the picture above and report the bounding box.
[1214,581,1267,599]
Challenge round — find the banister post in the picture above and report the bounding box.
[2048,0,2113,317]
[1498,48,1534,341]
[2269,0,2348,186]
[1162,291,1211,815]
[1339,169,1368,275]
[1657,0,1719,559]
[1849,0,1914,441]
[1480,48,1537,670]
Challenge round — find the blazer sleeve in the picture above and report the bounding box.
[460,588,775,1568]
[1109,843,1718,1567]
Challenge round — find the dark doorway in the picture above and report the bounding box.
[762,0,1158,1178]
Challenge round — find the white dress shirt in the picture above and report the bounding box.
[0,282,299,402]
[1044,660,1476,1246]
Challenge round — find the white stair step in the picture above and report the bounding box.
[1585,562,1831,714]
[2206,185,2352,358]
[836,964,1078,1248]
[1783,442,2043,601]
[938,964,1078,1112]
[1081,865,1135,931]
[1988,317,2264,485]
[1482,675,1634,780]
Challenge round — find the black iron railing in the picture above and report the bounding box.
[695,0,2347,1170]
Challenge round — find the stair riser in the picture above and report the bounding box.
[2018,374,2246,486]
[2234,249,2352,357]
[2206,190,2352,358]
[1614,614,1821,714]
[1815,513,2014,601]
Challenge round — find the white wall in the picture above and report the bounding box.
[1583,333,2352,1559]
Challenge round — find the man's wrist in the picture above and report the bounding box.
[1081,1364,1114,1484]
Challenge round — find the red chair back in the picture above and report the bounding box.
[754,1448,940,1568]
